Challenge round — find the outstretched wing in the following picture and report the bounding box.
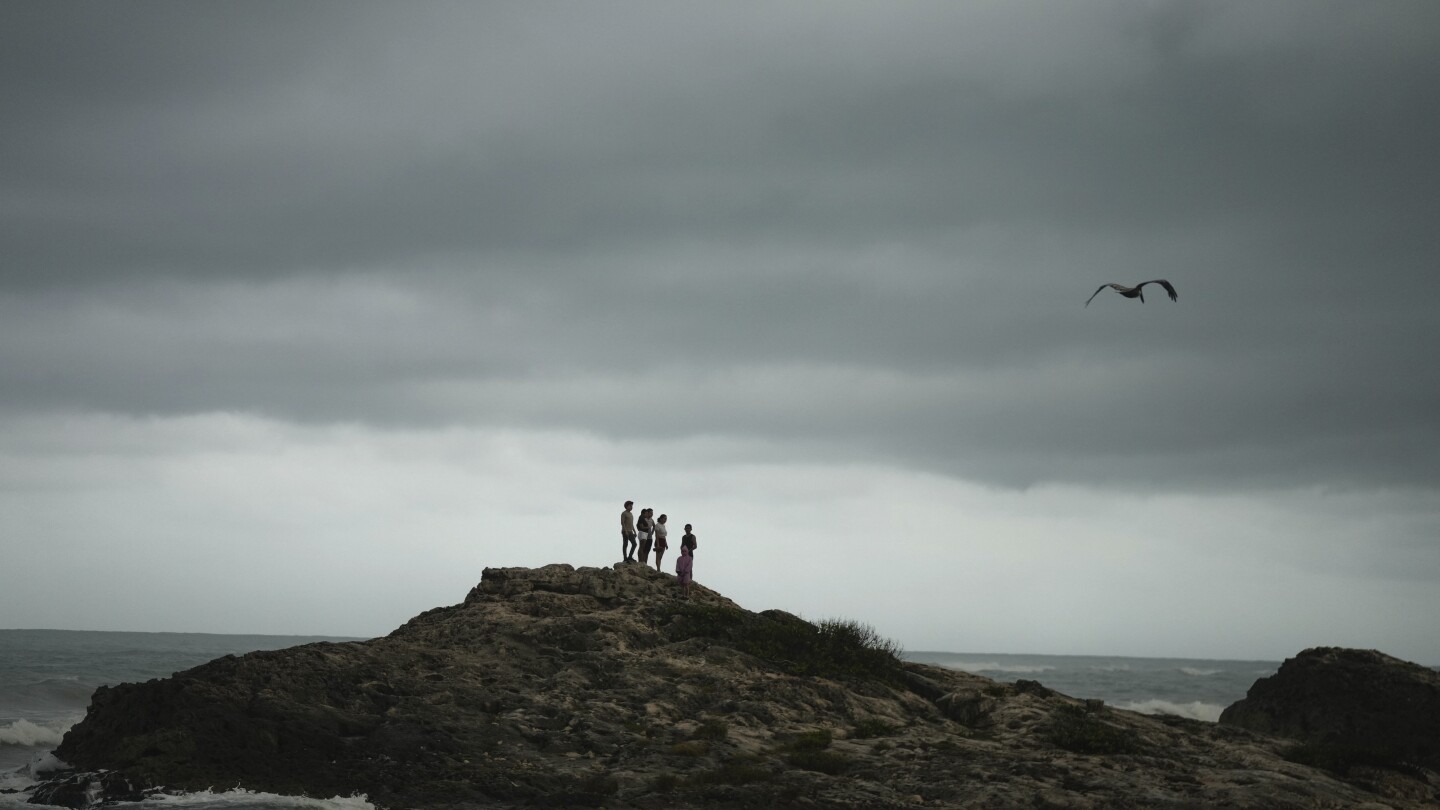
[1084,283,1119,307]
[1138,279,1178,302]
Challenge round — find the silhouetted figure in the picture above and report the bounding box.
[637,508,654,565]
[620,501,636,562]
[1085,279,1178,307]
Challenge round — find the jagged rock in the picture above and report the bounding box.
[37,565,1440,809]
[1220,646,1440,790]
[26,770,150,808]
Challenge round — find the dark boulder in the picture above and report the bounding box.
[1219,647,1440,775]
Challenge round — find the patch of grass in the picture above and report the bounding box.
[665,605,904,684]
[851,718,899,739]
[669,740,710,757]
[692,718,729,741]
[783,729,833,752]
[1045,704,1140,756]
[922,737,963,753]
[785,749,855,775]
[689,756,774,786]
[650,773,680,794]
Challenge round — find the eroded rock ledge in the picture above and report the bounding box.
[33,564,1440,808]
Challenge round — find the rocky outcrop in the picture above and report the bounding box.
[1220,646,1440,798]
[31,565,1440,808]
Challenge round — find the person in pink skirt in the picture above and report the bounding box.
[676,523,697,597]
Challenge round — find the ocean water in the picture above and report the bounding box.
[0,630,370,810]
[905,651,1277,723]
[1,630,1277,809]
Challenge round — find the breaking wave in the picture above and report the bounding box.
[1119,699,1224,723]
[139,789,376,809]
[0,786,376,810]
[941,661,1056,675]
[0,720,67,748]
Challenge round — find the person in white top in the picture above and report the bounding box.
[652,514,669,571]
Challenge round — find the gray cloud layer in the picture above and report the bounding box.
[4,1,1439,494]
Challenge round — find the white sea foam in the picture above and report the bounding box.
[0,787,377,810]
[1178,667,1221,677]
[1119,699,1224,723]
[0,720,66,748]
[941,661,1056,675]
[141,789,376,809]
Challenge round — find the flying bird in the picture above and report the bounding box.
[1084,279,1178,307]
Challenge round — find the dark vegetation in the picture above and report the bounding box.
[768,729,852,775]
[1283,740,1410,776]
[1044,703,1140,756]
[851,718,900,739]
[687,755,774,787]
[666,604,904,684]
[691,718,729,742]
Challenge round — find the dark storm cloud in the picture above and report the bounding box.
[3,1,1439,492]
[7,2,1436,283]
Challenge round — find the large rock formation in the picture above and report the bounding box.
[30,565,1440,808]
[1220,646,1440,795]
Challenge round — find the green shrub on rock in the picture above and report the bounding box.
[665,606,904,684]
[783,729,833,752]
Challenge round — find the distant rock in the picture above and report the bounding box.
[30,565,1440,808]
[1220,646,1440,797]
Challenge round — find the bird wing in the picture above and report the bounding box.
[1138,279,1178,301]
[1084,283,1118,307]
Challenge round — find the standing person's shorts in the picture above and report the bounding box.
[639,532,653,557]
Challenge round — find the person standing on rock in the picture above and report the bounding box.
[676,524,697,596]
[653,514,669,571]
[636,508,654,565]
[621,501,637,562]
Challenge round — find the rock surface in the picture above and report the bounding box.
[1220,646,1440,798]
[32,565,1440,808]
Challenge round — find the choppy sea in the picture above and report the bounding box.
[1,630,1278,809]
[0,631,369,810]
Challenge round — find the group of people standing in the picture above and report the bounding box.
[620,500,698,595]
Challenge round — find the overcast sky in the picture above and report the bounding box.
[2,1,1437,664]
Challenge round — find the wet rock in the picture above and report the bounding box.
[27,770,150,808]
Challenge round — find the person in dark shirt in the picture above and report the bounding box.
[637,508,654,565]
